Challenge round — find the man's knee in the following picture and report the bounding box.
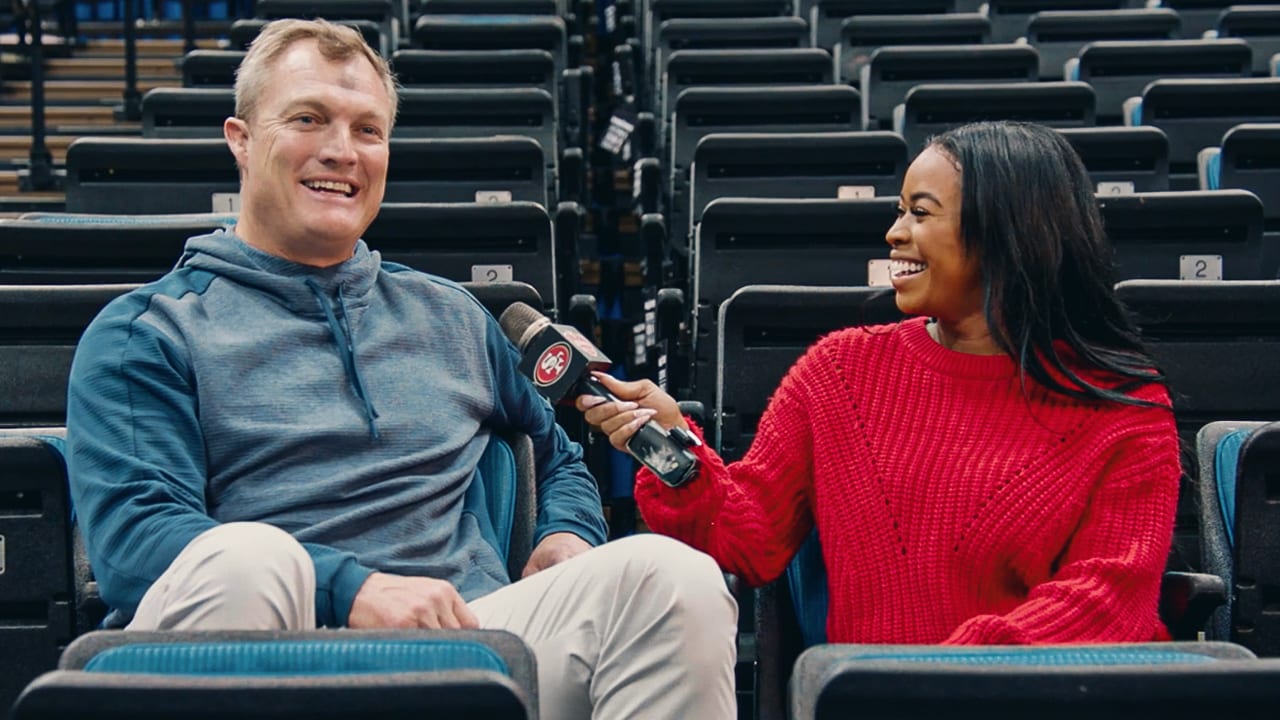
[185,522,314,608]
[611,535,737,621]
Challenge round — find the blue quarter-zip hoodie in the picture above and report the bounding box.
[66,229,607,627]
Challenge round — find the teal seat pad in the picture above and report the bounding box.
[83,640,509,676]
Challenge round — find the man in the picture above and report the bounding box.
[66,19,736,719]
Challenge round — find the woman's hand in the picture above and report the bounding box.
[575,372,687,453]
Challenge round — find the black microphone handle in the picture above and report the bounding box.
[579,376,699,488]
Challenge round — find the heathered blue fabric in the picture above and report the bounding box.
[66,229,607,628]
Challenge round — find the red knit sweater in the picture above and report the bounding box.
[636,317,1181,645]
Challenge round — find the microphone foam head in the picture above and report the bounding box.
[498,301,551,351]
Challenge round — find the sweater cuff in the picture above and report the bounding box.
[634,418,723,511]
[322,555,377,628]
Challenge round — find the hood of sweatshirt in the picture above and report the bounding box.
[178,228,384,438]
[178,228,380,316]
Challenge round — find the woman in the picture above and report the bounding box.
[580,121,1181,644]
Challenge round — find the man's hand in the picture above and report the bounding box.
[521,532,592,578]
[347,571,479,629]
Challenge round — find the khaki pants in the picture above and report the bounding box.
[128,523,738,720]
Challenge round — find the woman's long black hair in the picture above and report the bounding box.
[927,121,1166,406]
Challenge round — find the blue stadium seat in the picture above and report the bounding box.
[1025,8,1180,81]
[1197,124,1280,251]
[1069,38,1251,125]
[985,0,1131,45]
[0,434,76,716]
[790,642,1276,720]
[1214,6,1280,76]
[1125,78,1280,190]
[1197,420,1280,658]
[12,629,539,719]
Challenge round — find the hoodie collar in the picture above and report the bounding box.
[178,228,381,317]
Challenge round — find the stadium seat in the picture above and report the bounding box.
[860,44,1039,130]
[790,642,1278,720]
[1196,422,1265,646]
[1224,422,1280,657]
[1127,78,1280,189]
[689,201,898,417]
[1161,0,1273,41]
[228,17,385,55]
[361,202,560,316]
[0,213,234,284]
[391,48,557,97]
[809,0,960,52]
[1025,8,1180,80]
[687,131,907,242]
[713,283,902,458]
[644,0,793,63]
[651,16,810,113]
[834,12,990,86]
[1198,123,1280,248]
[1068,38,1252,124]
[666,84,861,257]
[1215,6,1280,76]
[660,48,834,134]
[985,0,1131,44]
[421,0,557,14]
[64,137,548,214]
[395,87,557,174]
[383,136,550,206]
[179,49,244,87]
[13,629,538,719]
[1097,189,1271,280]
[1117,279,1280,436]
[64,138,240,215]
[0,435,76,717]
[1197,420,1280,658]
[0,284,138,428]
[255,0,398,56]
[411,14,568,84]
[895,81,1096,155]
[140,88,234,139]
[1057,126,1170,193]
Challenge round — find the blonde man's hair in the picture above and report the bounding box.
[234,18,399,127]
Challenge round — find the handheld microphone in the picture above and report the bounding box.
[498,301,700,488]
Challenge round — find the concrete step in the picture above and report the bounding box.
[0,105,117,129]
[80,36,225,57]
[0,135,77,164]
[45,56,180,80]
[1,79,171,102]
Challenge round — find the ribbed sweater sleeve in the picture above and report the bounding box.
[943,423,1181,644]
[636,342,822,587]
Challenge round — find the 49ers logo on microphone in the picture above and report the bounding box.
[533,342,572,386]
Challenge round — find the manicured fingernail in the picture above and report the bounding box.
[617,401,638,411]
[580,395,606,408]
[634,408,658,421]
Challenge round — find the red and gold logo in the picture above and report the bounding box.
[533,342,572,386]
